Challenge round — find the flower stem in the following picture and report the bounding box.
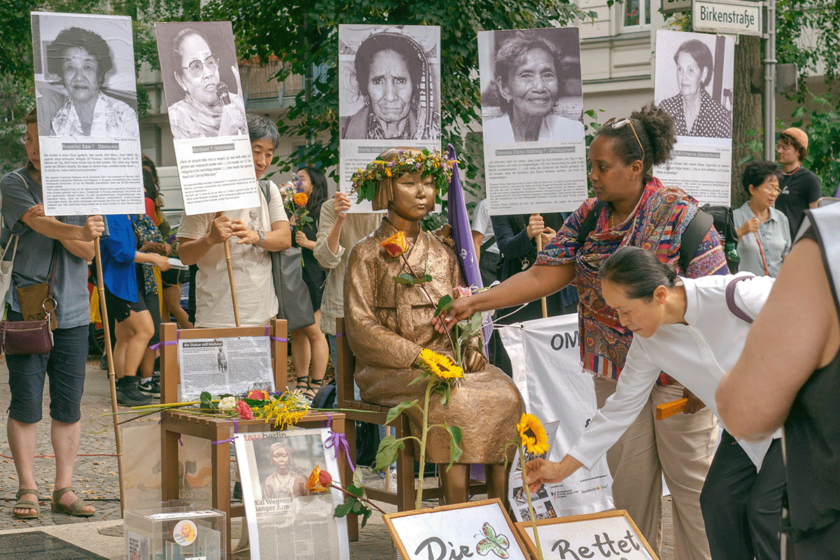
[521,443,544,560]
[328,483,386,514]
[399,253,460,367]
[416,378,434,510]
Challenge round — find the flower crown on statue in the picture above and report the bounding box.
[350,148,456,204]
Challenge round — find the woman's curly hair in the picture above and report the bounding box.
[595,102,676,179]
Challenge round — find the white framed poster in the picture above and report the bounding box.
[385,498,530,560]
[515,510,658,560]
[31,12,144,216]
[338,24,441,212]
[235,428,349,560]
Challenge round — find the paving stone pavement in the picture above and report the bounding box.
[0,355,675,559]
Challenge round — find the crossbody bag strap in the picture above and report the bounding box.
[576,200,606,245]
[47,243,59,300]
[725,274,756,324]
[1,236,19,262]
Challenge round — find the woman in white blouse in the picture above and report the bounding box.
[525,246,784,560]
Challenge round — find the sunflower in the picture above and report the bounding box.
[517,413,549,456]
[418,348,464,380]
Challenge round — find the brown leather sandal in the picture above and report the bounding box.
[51,487,95,517]
[304,378,325,402]
[13,488,39,519]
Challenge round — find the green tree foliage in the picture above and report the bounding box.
[775,0,840,195]
[204,0,593,200]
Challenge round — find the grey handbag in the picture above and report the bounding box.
[258,181,315,331]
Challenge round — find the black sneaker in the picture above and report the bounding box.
[117,376,153,406]
[138,377,161,398]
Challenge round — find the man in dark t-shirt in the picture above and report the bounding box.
[775,127,823,238]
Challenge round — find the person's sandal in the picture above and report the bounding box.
[51,487,95,517]
[295,376,310,397]
[13,489,39,519]
[304,378,325,402]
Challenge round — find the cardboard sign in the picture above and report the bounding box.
[31,12,144,216]
[477,27,588,216]
[154,21,259,215]
[337,24,441,213]
[653,29,735,206]
[515,510,658,560]
[385,498,530,560]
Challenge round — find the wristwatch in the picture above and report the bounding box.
[256,230,265,246]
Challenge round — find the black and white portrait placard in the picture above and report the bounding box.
[338,24,441,212]
[654,30,735,206]
[31,12,144,216]
[235,429,349,560]
[155,21,259,215]
[478,28,588,216]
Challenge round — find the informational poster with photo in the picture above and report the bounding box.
[235,429,350,560]
[654,30,735,206]
[155,21,259,215]
[178,337,274,402]
[338,25,441,213]
[508,421,562,522]
[478,28,588,216]
[31,12,144,216]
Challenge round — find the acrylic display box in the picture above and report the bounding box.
[124,501,226,560]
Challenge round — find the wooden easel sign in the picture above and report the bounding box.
[514,510,658,560]
[384,498,530,560]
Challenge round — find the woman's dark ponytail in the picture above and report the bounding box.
[599,246,678,301]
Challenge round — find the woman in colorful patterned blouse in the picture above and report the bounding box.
[436,102,728,560]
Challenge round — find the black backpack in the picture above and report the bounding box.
[576,201,738,273]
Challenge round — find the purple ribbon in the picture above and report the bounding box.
[177,434,183,446]
[325,430,355,472]
[335,332,345,337]
[149,329,180,351]
[211,418,240,445]
[270,336,289,342]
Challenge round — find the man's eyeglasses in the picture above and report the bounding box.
[181,55,220,78]
[604,117,645,164]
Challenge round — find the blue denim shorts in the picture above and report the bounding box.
[6,310,89,424]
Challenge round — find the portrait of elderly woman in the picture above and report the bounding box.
[658,38,732,139]
[344,147,523,505]
[160,25,248,140]
[340,29,440,141]
[261,441,310,500]
[481,30,584,143]
[42,26,139,138]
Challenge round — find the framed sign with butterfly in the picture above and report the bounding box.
[383,498,529,560]
[514,509,658,560]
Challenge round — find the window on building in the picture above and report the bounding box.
[622,0,651,28]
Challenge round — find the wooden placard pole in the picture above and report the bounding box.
[94,237,125,516]
[223,239,241,327]
[535,214,548,319]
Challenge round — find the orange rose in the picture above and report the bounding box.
[381,230,407,258]
[294,192,309,206]
[306,465,331,493]
[247,389,269,401]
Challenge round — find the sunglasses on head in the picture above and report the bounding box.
[604,117,645,164]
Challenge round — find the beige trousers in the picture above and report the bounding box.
[594,378,718,560]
